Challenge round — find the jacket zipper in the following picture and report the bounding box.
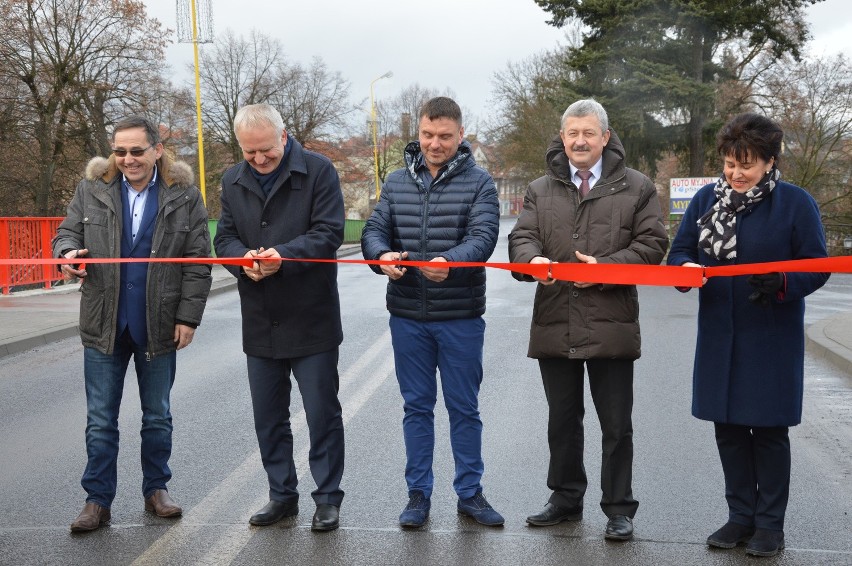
[420,180,432,320]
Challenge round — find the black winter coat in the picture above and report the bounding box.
[214,139,344,359]
[361,140,500,321]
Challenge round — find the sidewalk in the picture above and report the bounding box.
[0,244,362,359]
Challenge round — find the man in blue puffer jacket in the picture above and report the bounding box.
[361,97,501,528]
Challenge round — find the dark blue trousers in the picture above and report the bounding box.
[714,423,790,531]
[389,315,486,500]
[246,348,344,506]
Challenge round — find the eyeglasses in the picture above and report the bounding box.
[112,144,153,157]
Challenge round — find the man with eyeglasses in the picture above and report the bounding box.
[52,116,212,532]
[214,103,346,532]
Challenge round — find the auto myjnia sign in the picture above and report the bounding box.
[669,177,716,215]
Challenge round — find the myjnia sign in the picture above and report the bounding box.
[669,177,716,215]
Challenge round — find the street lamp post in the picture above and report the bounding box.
[370,71,392,201]
[177,0,213,203]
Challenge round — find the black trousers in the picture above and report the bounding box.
[539,358,638,518]
[247,348,345,507]
[714,423,790,531]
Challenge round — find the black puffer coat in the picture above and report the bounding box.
[508,131,668,360]
[361,140,499,321]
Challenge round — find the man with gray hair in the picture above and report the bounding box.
[214,103,345,532]
[508,99,667,540]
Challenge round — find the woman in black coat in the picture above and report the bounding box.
[668,114,828,557]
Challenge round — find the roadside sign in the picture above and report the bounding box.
[669,177,716,215]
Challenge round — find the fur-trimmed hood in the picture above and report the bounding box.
[85,152,194,188]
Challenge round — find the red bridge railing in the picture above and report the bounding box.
[0,217,64,295]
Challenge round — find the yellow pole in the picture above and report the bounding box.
[370,82,380,201]
[190,0,207,203]
[370,72,392,201]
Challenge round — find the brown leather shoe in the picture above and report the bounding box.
[70,502,111,532]
[144,489,182,518]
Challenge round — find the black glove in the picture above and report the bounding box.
[747,272,784,305]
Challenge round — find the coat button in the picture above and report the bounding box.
[261,221,268,228]
[572,291,579,297]
[569,348,576,354]
[272,321,279,327]
[127,283,133,289]
[573,233,579,239]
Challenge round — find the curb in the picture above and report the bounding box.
[0,326,81,359]
[806,315,852,380]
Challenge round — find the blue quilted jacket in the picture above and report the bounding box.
[361,140,499,321]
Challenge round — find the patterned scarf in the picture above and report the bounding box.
[696,167,780,260]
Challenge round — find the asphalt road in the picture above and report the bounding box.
[1,219,850,565]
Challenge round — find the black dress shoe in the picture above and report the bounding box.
[249,500,298,526]
[311,504,340,532]
[605,514,634,541]
[526,502,583,526]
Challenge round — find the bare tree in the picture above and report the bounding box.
[0,0,169,214]
[196,29,281,163]
[755,54,852,222]
[270,57,356,145]
[197,30,355,165]
[0,79,33,215]
[485,47,572,183]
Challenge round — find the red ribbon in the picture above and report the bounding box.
[4,255,850,287]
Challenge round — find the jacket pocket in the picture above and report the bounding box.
[163,200,191,231]
[532,283,570,326]
[602,286,639,324]
[79,283,106,344]
[154,292,181,350]
[83,211,108,227]
[161,202,192,250]
[82,211,110,244]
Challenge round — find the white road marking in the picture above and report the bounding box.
[131,331,394,566]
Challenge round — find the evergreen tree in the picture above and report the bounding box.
[535,0,822,175]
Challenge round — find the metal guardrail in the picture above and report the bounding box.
[0,217,64,295]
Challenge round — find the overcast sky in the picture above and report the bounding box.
[143,0,852,133]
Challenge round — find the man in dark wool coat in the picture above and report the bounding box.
[214,103,345,532]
